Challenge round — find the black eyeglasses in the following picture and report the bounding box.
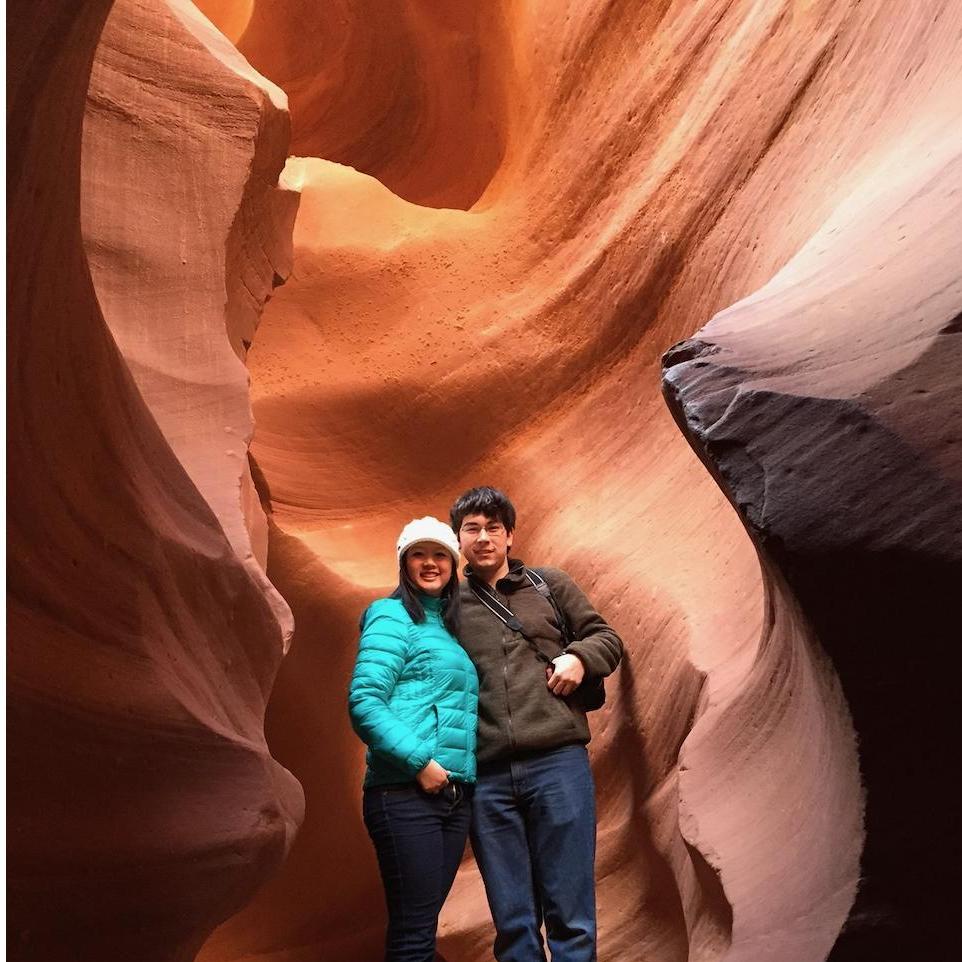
[460,523,506,537]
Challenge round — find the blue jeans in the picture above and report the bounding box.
[363,783,473,962]
[470,745,597,962]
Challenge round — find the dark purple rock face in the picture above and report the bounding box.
[664,316,962,960]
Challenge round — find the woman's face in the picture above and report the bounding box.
[404,541,454,597]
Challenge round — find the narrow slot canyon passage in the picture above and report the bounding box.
[195,3,856,961]
[9,2,961,962]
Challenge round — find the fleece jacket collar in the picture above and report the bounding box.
[464,557,529,594]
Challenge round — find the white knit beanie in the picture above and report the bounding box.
[396,516,461,564]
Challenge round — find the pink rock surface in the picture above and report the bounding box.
[664,94,962,960]
[9,1,960,961]
[8,2,303,959]
[198,3,959,962]
[82,0,299,619]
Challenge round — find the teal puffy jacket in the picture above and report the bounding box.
[348,595,479,787]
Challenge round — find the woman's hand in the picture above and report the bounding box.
[417,759,450,793]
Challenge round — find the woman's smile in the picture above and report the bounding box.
[405,541,455,596]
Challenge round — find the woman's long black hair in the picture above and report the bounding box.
[393,550,461,638]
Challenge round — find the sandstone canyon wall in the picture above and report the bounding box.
[8,2,961,962]
[663,90,962,961]
[8,2,303,960]
[199,2,960,961]
[81,0,299,615]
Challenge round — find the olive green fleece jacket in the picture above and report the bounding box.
[458,559,623,765]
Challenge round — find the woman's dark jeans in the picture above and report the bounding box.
[363,782,473,962]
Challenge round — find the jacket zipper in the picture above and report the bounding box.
[502,632,517,753]
[497,587,517,753]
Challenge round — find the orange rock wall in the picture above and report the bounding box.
[9,1,961,961]
[8,2,302,960]
[233,0,512,210]
[200,2,959,961]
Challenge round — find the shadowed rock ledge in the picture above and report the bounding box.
[663,131,962,960]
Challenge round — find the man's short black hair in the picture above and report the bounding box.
[450,486,517,534]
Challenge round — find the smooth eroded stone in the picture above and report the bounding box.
[83,0,299,603]
[663,102,962,961]
[8,2,304,959]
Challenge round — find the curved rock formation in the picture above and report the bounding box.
[10,1,960,961]
[8,2,303,960]
[231,0,512,210]
[664,113,962,961]
[82,0,298,618]
[197,3,960,962]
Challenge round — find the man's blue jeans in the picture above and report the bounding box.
[470,744,597,962]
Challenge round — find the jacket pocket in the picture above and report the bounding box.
[514,672,578,742]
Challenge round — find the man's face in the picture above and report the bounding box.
[457,513,513,576]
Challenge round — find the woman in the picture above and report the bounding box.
[348,516,479,962]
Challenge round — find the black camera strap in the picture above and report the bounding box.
[526,568,573,648]
[468,569,570,664]
[469,567,607,712]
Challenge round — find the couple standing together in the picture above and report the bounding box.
[349,486,623,962]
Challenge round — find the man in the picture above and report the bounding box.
[450,486,622,962]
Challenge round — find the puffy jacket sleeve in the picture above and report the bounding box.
[348,603,434,776]
[540,567,623,679]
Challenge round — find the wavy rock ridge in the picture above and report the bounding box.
[82,0,300,621]
[8,2,303,960]
[8,1,961,961]
[663,106,962,960]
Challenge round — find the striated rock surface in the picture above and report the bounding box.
[8,2,303,960]
[198,3,961,962]
[9,1,960,961]
[82,0,299,621]
[663,109,962,960]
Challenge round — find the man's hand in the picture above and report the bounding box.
[416,759,450,793]
[546,653,586,697]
